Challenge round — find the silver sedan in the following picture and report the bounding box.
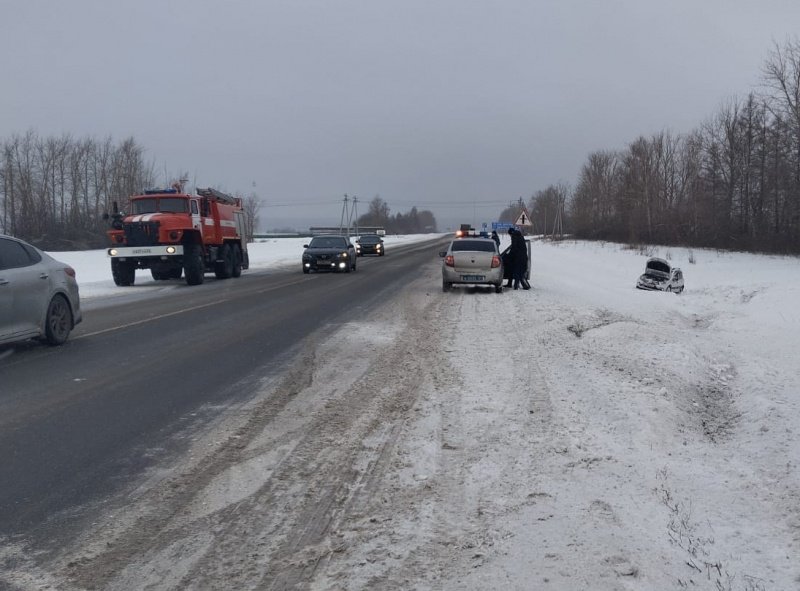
[0,234,82,346]
[439,237,504,293]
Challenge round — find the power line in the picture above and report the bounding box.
[260,199,509,209]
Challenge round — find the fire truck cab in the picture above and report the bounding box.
[106,187,249,286]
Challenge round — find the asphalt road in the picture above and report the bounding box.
[0,236,448,543]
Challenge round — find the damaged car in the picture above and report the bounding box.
[636,257,684,293]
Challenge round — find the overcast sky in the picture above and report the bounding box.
[1,1,798,231]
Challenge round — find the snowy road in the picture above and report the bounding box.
[1,239,798,590]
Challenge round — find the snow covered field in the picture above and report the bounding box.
[11,236,798,590]
[433,239,800,590]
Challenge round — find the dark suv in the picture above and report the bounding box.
[302,235,357,273]
[355,234,384,256]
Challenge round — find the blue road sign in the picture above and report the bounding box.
[492,222,515,230]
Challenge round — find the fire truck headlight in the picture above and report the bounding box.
[166,246,176,254]
[108,248,118,256]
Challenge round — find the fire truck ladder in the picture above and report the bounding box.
[196,187,237,204]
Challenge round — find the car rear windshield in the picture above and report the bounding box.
[309,237,346,248]
[451,240,496,252]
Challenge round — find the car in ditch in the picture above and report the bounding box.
[439,237,504,293]
[0,234,82,346]
[302,235,357,273]
[636,257,684,293]
[355,234,384,256]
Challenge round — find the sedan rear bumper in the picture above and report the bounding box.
[442,267,503,285]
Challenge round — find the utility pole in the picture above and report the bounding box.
[351,196,359,237]
[552,195,564,239]
[339,194,350,236]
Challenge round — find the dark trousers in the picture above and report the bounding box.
[513,262,529,289]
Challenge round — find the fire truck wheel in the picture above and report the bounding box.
[184,245,205,285]
[111,259,136,286]
[231,244,243,278]
[215,244,234,279]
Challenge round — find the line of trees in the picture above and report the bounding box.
[567,38,800,253]
[357,196,437,234]
[0,131,155,249]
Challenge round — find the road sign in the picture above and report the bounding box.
[515,210,532,226]
[492,222,515,230]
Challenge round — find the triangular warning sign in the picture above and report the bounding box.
[515,210,532,226]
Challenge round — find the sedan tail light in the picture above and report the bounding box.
[444,255,454,267]
[64,266,76,278]
[491,256,501,268]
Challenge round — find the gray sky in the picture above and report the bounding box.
[1,1,798,231]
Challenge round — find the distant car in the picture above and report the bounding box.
[302,235,357,273]
[636,257,684,293]
[439,237,503,293]
[355,234,384,256]
[0,234,82,346]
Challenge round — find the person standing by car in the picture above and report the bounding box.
[503,228,516,288]
[491,230,500,248]
[509,228,530,290]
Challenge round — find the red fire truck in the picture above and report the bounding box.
[106,186,249,286]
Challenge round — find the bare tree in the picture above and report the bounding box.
[0,131,154,248]
[242,193,260,242]
[361,196,391,227]
[570,150,621,239]
[762,37,800,243]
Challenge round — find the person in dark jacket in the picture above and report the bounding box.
[491,230,500,248]
[503,228,516,287]
[509,228,530,290]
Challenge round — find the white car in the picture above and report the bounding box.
[439,237,504,293]
[0,234,82,346]
[636,257,684,293]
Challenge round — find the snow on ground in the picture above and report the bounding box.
[438,239,800,590]
[443,239,800,590]
[48,234,438,300]
[30,236,800,589]
[293,237,798,590]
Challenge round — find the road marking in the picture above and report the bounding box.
[75,276,314,340]
[74,300,228,339]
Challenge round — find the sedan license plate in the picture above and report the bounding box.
[461,274,485,281]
